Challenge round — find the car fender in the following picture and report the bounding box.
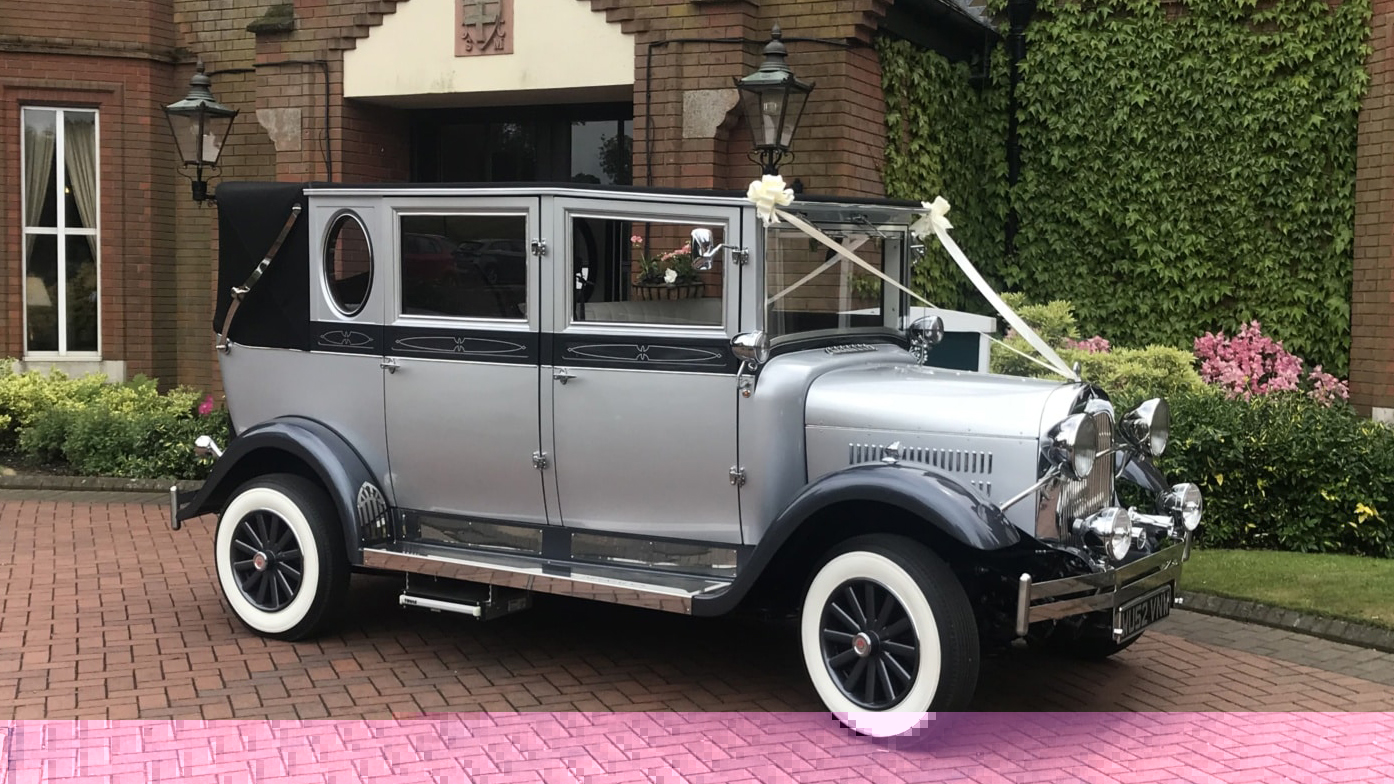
[694,461,1022,616]
[175,416,389,565]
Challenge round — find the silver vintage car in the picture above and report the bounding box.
[173,181,1202,734]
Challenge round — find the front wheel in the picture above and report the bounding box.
[214,474,349,641]
[800,535,979,738]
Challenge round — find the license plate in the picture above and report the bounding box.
[1115,583,1173,640]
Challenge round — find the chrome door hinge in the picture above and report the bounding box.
[532,451,549,470]
[729,467,746,487]
[732,248,750,266]
[530,239,548,257]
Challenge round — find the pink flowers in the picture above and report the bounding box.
[1064,336,1111,354]
[630,235,644,247]
[197,394,217,417]
[1193,321,1348,405]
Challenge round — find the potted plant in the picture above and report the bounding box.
[631,235,704,300]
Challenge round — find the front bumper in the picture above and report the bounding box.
[1014,533,1189,642]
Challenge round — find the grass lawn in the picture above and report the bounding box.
[1181,548,1394,630]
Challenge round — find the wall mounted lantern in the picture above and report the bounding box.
[735,25,815,176]
[164,61,238,203]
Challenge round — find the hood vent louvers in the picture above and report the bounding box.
[849,443,995,496]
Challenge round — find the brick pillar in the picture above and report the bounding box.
[1353,0,1394,422]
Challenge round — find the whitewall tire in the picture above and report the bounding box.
[800,535,979,738]
[214,474,349,641]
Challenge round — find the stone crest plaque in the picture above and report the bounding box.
[456,0,514,57]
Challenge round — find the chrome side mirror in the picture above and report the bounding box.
[691,227,724,272]
[731,331,770,369]
[907,315,945,364]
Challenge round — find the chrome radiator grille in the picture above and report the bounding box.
[1058,411,1114,522]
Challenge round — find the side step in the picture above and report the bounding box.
[363,541,733,615]
[400,575,532,620]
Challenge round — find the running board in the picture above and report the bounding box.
[400,577,532,620]
[362,542,733,615]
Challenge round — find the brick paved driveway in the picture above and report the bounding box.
[5,496,1394,721]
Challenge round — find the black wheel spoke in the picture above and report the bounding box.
[233,540,259,556]
[845,657,868,690]
[843,586,867,625]
[882,617,912,638]
[883,640,917,659]
[822,629,855,644]
[274,526,295,551]
[885,651,915,684]
[233,558,256,571]
[280,549,301,562]
[877,660,897,704]
[827,648,859,668]
[875,591,897,634]
[829,603,860,632]
[278,562,302,582]
[239,520,263,549]
[242,569,263,592]
[864,583,877,626]
[863,659,876,704]
[256,571,271,606]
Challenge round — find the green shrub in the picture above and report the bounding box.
[0,362,228,480]
[1161,389,1394,557]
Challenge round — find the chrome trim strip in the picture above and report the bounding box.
[362,545,732,614]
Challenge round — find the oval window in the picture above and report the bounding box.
[324,213,372,316]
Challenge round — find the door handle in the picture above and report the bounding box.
[553,367,576,385]
[380,357,401,374]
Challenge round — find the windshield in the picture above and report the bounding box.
[764,220,908,342]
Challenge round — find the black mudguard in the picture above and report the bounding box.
[175,416,388,565]
[693,462,1022,616]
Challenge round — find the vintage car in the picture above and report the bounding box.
[172,180,1201,734]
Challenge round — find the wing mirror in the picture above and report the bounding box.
[908,315,945,363]
[691,227,725,272]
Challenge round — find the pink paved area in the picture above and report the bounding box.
[2,713,1394,783]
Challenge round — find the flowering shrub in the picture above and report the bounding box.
[0,363,228,480]
[632,235,698,285]
[1064,336,1111,354]
[1193,321,1349,405]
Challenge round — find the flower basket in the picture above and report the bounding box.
[632,281,705,301]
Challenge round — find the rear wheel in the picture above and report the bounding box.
[214,474,349,641]
[799,535,978,739]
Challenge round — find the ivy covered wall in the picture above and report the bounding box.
[880,0,1371,374]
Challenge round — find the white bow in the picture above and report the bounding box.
[747,175,795,227]
[910,197,953,239]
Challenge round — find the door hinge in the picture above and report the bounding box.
[530,239,548,257]
[532,451,549,470]
[729,467,746,487]
[732,248,750,266]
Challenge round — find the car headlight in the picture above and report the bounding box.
[1080,507,1131,562]
[1123,398,1170,456]
[1045,413,1098,481]
[1164,483,1203,531]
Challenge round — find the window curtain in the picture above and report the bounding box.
[64,114,98,257]
[23,112,55,255]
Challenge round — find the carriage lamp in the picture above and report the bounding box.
[164,60,238,203]
[735,25,815,176]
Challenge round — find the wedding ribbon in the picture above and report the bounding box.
[750,178,1079,382]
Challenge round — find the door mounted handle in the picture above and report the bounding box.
[380,357,400,374]
[553,368,576,385]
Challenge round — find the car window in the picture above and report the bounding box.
[399,214,528,319]
[324,212,372,316]
[571,215,725,327]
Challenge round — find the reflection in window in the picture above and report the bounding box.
[765,227,901,340]
[324,214,373,316]
[570,120,632,185]
[23,107,99,354]
[572,217,724,326]
[400,214,528,319]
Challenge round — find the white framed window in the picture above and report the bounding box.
[22,107,100,357]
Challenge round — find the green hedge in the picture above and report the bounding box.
[1160,390,1394,557]
[0,365,228,480]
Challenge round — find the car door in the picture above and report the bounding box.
[545,197,744,544]
[383,196,550,533]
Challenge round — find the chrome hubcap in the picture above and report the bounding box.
[852,632,873,657]
[252,552,269,571]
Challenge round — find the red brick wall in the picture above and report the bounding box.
[0,49,178,382]
[1353,0,1394,416]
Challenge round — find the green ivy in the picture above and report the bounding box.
[879,37,1011,312]
[879,0,1370,374]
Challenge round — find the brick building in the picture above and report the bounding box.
[0,0,993,392]
[1355,1,1394,421]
